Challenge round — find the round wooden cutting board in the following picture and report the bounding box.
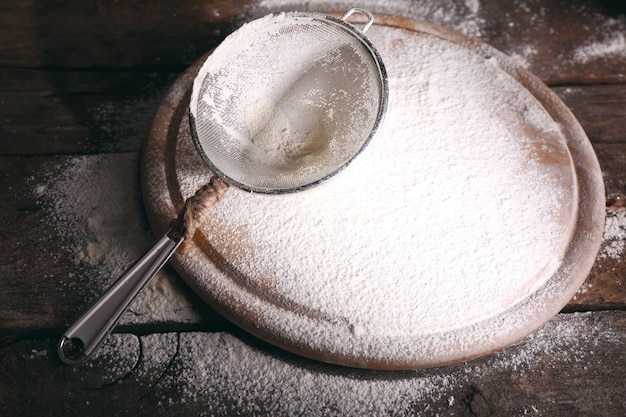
[141,15,604,369]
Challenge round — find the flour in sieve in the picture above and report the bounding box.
[244,98,326,167]
[174,22,576,364]
[190,12,381,188]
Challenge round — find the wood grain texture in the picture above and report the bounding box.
[0,0,242,68]
[567,145,626,310]
[1,0,625,414]
[0,68,176,155]
[1,312,625,417]
[554,85,626,144]
[0,154,226,334]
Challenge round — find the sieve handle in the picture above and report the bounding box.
[57,228,183,365]
[341,8,374,33]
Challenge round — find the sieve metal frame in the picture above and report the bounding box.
[189,9,388,194]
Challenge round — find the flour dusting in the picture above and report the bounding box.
[37,154,201,324]
[168,23,580,367]
[574,33,626,64]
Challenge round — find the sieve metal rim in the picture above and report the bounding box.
[189,9,389,194]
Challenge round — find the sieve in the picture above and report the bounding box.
[58,8,388,364]
[190,8,388,193]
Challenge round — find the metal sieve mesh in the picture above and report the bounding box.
[189,9,387,193]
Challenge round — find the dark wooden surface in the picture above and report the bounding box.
[1,1,625,416]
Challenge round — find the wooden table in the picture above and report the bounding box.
[1,1,625,415]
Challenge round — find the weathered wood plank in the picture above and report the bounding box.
[568,144,626,310]
[475,0,626,84]
[1,311,625,417]
[553,85,626,144]
[0,154,225,334]
[0,0,624,83]
[1,1,623,414]
[594,143,626,198]
[0,68,177,155]
[0,0,241,68]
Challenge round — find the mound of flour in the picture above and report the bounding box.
[173,22,576,365]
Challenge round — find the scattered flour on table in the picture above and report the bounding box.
[598,208,626,260]
[463,0,480,15]
[37,154,201,324]
[38,312,609,416]
[573,32,626,64]
[251,0,626,74]
[507,44,538,69]
[88,94,161,152]
[564,8,626,68]
[84,333,141,385]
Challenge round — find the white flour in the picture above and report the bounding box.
[464,0,480,15]
[574,33,626,64]
[20,2,618,413]
[244,98,325,167]
[172,23,579,365]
